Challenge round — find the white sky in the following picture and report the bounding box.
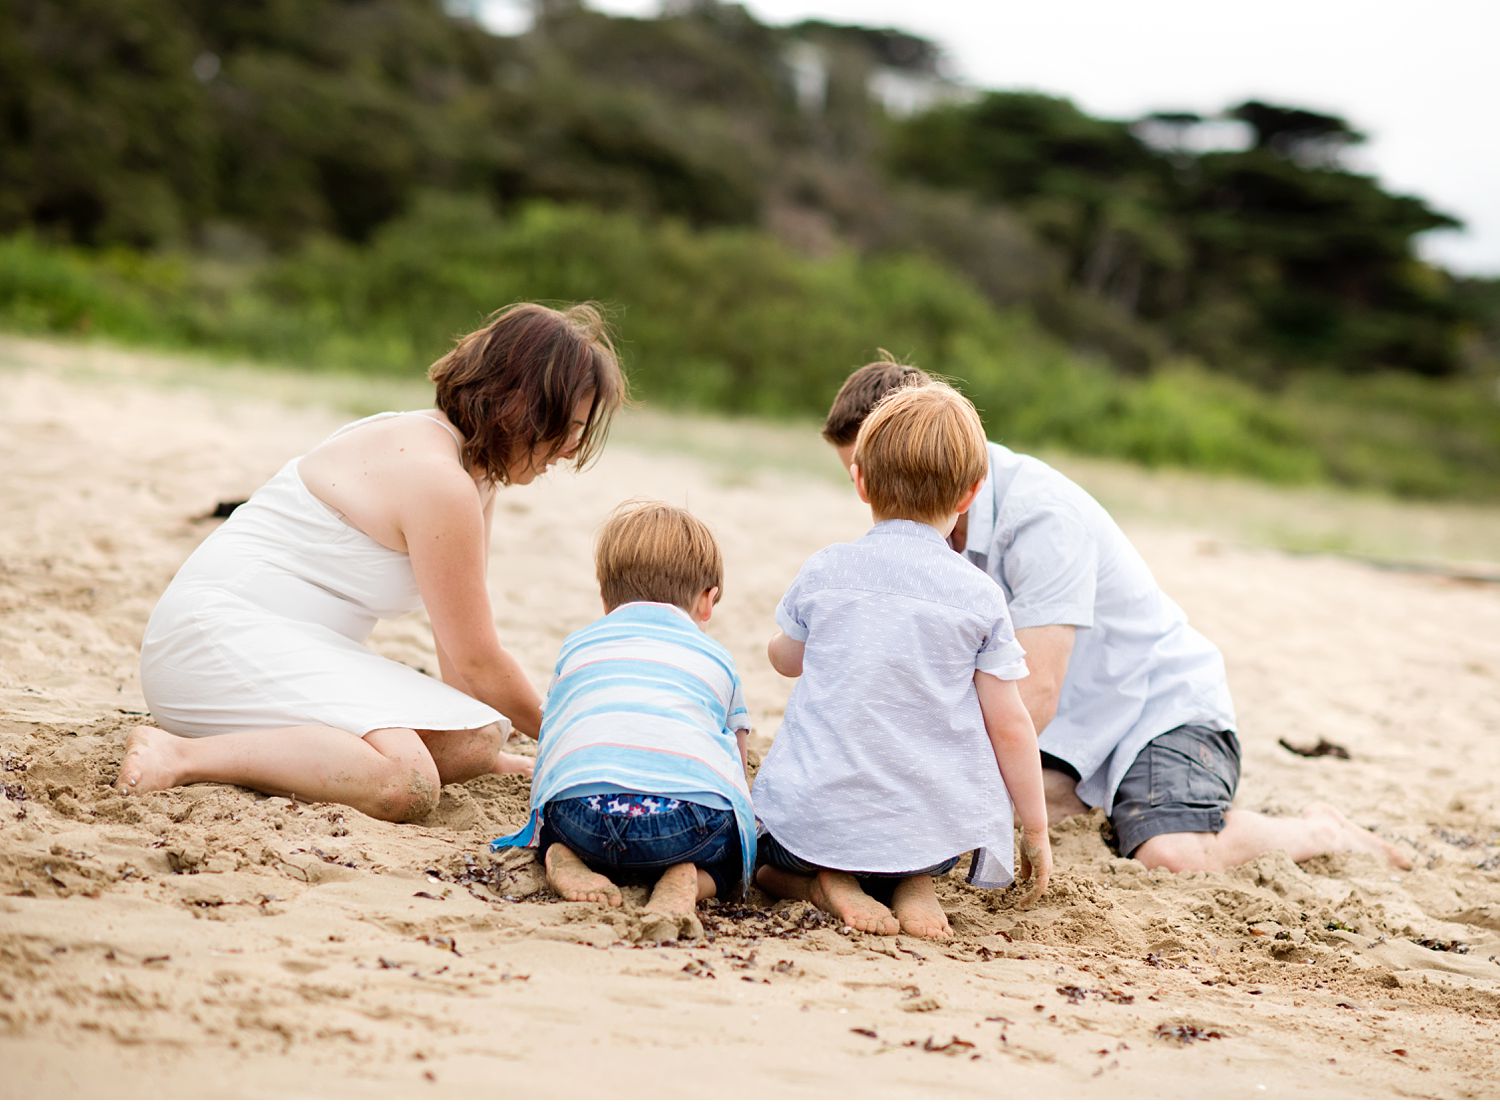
[572,0,1500,275]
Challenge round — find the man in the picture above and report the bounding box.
[822,358,1409,872]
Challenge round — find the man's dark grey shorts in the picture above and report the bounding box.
[1109,724,1241,858]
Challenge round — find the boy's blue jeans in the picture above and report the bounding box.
[541,795,740,899]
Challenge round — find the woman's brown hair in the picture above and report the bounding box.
[429,303,627,485]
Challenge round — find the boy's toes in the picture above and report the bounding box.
[851,909,901,936]
[897,913,952,940]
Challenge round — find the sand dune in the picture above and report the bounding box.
[2,340,1498,1098]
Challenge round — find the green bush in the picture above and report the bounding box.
[1,201,1496,501]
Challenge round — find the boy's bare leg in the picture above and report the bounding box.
[418,725,533,782]
[889,874,952,940]
[544,843,623,907]
[640,863,712,943]
[1135,804,1411,873]
[1043,768,1089,823]
[755,865,815,902]
[810,870,899,936]
[643,863,714,918]
[116,724,440,821]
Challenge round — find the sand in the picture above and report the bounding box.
[2,337,1498,1099]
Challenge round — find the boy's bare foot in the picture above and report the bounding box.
[116,726,187,795]
[492,751,535,777]
[890,874,952,940]
[1304,803,1412,870]
[544,844,622,906]
[640,863,706,942]
[810,870,899,936]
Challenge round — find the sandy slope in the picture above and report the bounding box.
[1,340,1498,1099]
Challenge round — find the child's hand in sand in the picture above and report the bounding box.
[1016,824,1052,907]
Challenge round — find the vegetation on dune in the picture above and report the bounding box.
[1,0,1497,500]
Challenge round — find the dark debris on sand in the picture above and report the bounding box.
[699,903,837,943]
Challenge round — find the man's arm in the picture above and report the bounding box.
[1013,624,1075,735]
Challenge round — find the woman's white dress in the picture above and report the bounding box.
[140,414,507,738]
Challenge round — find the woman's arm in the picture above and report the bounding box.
[400,463,543,739]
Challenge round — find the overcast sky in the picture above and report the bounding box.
[574,0,1499,275]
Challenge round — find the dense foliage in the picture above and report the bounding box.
[2,0,1497,499]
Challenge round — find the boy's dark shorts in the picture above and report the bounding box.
[540,796,741,900]
[1108,724,1241,859]
[756,831,961,904]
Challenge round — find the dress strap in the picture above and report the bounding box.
[408,411,465,451]
[319,410,463,451]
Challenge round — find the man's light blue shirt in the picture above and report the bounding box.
[964,443,1236,813]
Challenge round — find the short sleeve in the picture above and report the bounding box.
[975,601,1029,681]
[726,678,752,733]
[1001,506,1097,630]
[774,576,808,642]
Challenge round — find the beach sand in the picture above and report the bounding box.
[2,337,1498,1098]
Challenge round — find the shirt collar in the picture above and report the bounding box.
[965,447,1000,560]
[869,519,950,546]
[607,600,697,627]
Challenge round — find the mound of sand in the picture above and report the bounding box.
[1,341,1497,1098]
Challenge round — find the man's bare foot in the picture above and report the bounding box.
[492,751,535,777]
[1305,803,1412,870]
[544,844,622,906]
[890,874,952,940]
[810,870,899,936]
[116,726,187,796]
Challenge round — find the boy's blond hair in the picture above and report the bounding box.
[852,383,988,522]
[596,500,723,613]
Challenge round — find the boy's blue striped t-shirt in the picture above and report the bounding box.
[490,602,755,893]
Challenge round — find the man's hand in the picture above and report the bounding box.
[1016,824,1053,907]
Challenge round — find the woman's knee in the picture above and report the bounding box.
[369,759,441,822]
[423,723,505,784]
[363,731,442,822]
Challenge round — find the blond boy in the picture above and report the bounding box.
[753,384,1052,939]
[490,501,755,934]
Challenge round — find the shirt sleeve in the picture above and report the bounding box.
[726,678,752,733]
[975,600,1030,681]
[1001,505,1098,631]
[774,574,809,642]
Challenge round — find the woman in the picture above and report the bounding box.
[119,302,627,821]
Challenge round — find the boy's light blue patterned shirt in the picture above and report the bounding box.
[753,519,1029,888]
[490,602,756,894]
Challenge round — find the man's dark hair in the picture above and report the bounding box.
[821,351,934,446]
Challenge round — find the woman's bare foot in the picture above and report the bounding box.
[890,874,952,940]
[116,726,187,795]
[492,751,535,777]
[810,870,899,936]
[544,844,622,906]
[1304,803,1412,870]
